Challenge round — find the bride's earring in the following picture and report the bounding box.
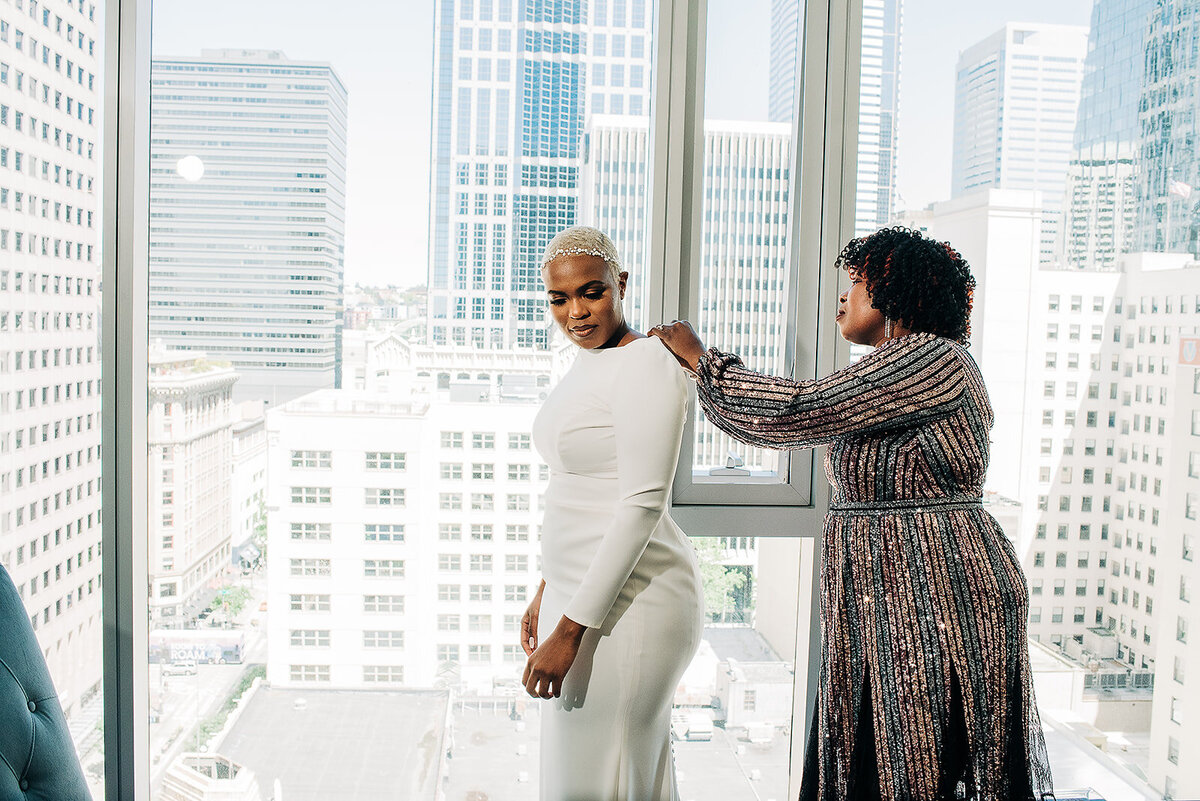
[885,317,893,339]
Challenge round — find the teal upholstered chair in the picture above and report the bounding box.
[0,565,93,800]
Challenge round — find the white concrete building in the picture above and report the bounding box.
[0,0,104,720]
[148,346,238,624]
[896,189,1045,503]
[951,24,1088,265]
[266,381,549,693]
[149,50,348,405]
[230,401,267,569]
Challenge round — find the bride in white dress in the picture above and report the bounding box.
[523,226,704,800]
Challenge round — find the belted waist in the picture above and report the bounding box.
[829,495,984,514]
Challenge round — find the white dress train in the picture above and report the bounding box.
[531,336,704,801]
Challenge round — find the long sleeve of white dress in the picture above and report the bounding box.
[558,339,689,628]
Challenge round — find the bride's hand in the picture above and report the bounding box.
[648,321,706,373]
[521,580,546,657]
[522,616,586,699]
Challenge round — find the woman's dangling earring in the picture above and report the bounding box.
[885,316,894,339]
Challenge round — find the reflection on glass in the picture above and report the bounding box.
[0,0,105,796]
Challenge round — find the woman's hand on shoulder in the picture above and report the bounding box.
[522,615,586,699]
[648,320,706,373]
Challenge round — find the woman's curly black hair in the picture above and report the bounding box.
[835,226,977,345]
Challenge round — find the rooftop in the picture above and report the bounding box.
[217,686,448,801]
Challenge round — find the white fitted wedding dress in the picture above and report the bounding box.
[531,335,704,801]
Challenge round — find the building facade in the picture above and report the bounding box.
[1135,0,1200,255]
[266,385,548,693]
[768,0,902,234]
[149,50,348,405]
[0,0,104,720]
[951,23,1088,264]
[147,347,237,624]
[426,0,653,351]
[1060,0,1156,271]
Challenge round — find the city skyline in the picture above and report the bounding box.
[5,0,1198,797]
[149,0,1093,289]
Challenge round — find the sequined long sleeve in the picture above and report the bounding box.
[693,333,970,450]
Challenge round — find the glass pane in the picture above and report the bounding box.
[0,0,106,796]
[676,535,800,800]
[865,1,1190,798]
[148,0,661,796]
[691,0,805,478]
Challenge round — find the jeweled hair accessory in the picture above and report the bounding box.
[541,246,614,268]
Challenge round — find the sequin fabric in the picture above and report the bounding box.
[694,332,1053,801]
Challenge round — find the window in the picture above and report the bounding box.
[472,432,495,449]
[291,450,331,469]
[440,462,463,480]
[438,584,461,602]
[291,486,331,505]
[364,524,404,542]
[289,665,330,683]
[469,584,492,602]
[365,488,405,506]
[441,431,464,449]
[363,630,404,649]
[289,629,330,648]
[290,594,330,612]
[290,559,331,577]
[291,522,331,541]
[365,451,406,470]
[438,554,462,572]
[363,666,404,683]
[364,559,405,578]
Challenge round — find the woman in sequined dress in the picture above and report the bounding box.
[651,227,1053,801]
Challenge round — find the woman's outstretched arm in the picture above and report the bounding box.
[653,323,969,450]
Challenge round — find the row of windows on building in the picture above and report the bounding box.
[288,646,523,682]
[287,555,533,576]
[8,477,94,530]
[0,269,94,296]
[288,487,545,512]
[0,25,98,114]
[288,522,536,543]
[289,664,408,683]
[1051,292,1200,317]
[0,96,95,163]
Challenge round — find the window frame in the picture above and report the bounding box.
[102,0,864,797]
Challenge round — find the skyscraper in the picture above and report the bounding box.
[149,50,348,405]
[426,0,653,351]
[951,24,1088,264]
[583,117,793,471]
[768,0,902,234]
[1061,0,1156,270]
[0,0,104,723]
[1135,0,1200,254]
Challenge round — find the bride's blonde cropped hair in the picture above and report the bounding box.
[540,226,624,284]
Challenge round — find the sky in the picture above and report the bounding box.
[151,0,1094,288]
